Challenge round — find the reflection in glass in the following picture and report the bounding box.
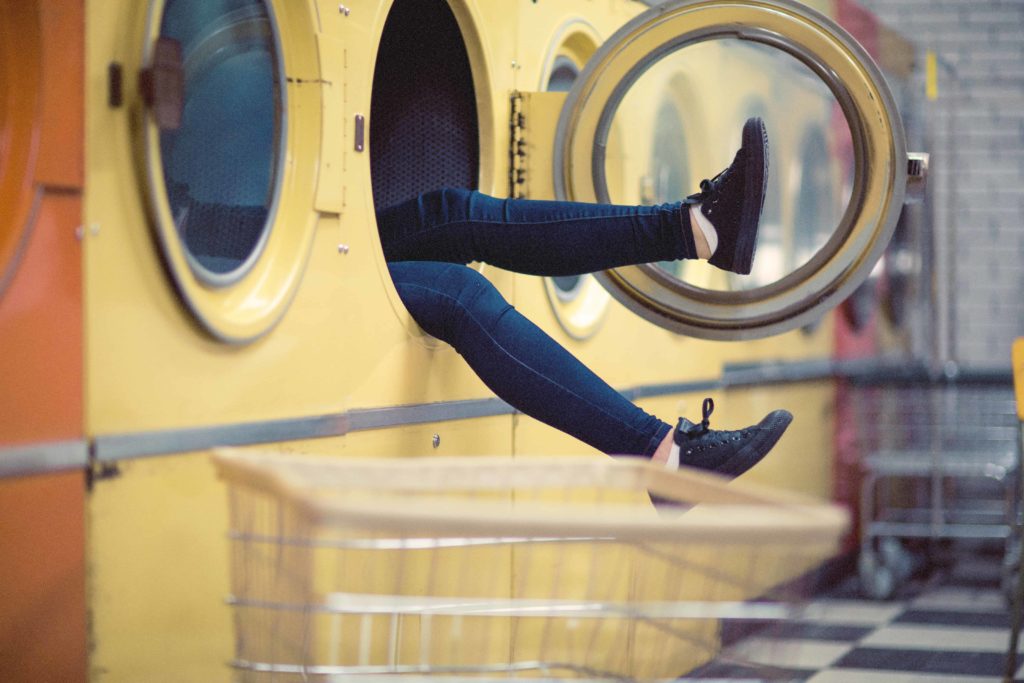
[158,0,281,277]
[602,38,852,292]
[793,127,841,271]
[646,98,690,279]
[547,55,579,94]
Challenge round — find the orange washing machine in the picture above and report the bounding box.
[0,1,88,681]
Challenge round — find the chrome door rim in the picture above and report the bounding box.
[554,0,908,340]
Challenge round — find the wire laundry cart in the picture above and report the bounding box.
[854,379,1021,600]
[214,452,847,681]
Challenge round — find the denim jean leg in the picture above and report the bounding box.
[378,188,697,276]
[387,261,672,456]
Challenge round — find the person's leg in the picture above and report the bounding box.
[378,188,698,276]
[378,117,768,277]
[389,261,672,456]
[389,261,791,476]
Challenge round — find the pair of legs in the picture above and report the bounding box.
[379,118,791,475]
[380,188,695,460]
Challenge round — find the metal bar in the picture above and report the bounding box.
[74,354,1016,468]
[866,521,1011,540]
[94,412,352,461]
[230,658,632,681]
[0,440,89,476]
[226,532,616,550]
[229,592,799,620]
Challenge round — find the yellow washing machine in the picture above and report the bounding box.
[85,1,518,677]
[83,0,922,679]
[505,0,910,476]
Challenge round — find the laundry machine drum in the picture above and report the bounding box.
[369,0,479,213]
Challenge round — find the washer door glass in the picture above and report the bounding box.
[158,0,282,282]
[555,0,909,340]
[140,0,320,344]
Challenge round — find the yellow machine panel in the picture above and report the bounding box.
[0,0,918,679]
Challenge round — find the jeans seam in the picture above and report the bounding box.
[394,280,660,450]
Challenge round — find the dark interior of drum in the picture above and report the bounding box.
[370,0,479,214]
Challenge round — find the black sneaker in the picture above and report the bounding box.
[684,117,769,275]
[670,397,791,478]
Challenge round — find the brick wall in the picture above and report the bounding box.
[857,0,1024,368]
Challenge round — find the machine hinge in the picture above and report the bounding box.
[508,91,528,198]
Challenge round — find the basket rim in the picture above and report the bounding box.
[212,450,848,545]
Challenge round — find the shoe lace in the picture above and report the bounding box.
[681,397,715,437]
[680,397,757,450]
[686,166,732,203]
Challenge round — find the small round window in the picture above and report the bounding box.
[157,0,283,282]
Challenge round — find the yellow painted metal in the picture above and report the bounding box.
[83,0,506,439]
[314,32,345,214]
[84,0,850,679]
[926,49,939,101]
[722,382,837,496]
[555,1,902,338]
[88,453,234,682]
[1013,338,1024,422]
[84,0,515,678]
[88,420,514,682]
[137,0,322,343]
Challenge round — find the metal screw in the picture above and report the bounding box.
[339,4,350,15]
[337,244,350,254]
[511,60,521,70]
[432,434,441,449]
[74,225,85,240]
[90,223,101,236]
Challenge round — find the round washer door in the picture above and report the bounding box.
[137,0,321,343]
[554,0,913,340]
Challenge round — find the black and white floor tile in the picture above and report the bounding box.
[690,548,1023,681]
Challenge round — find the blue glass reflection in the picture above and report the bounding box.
[159,0,279,275]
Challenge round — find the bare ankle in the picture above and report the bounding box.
[651,429,673,465]
[689,207,712,259]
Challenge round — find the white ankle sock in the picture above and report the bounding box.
[689,205,718,256]
[666,442,680,469]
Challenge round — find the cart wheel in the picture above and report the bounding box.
[859,550,896,600]
[879,537,914,582]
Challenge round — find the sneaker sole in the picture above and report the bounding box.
[714,409,792,478]
[731,117,769,275]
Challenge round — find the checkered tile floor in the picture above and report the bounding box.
[689,548,1023,681]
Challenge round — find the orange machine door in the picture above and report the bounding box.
[0,2,42,294]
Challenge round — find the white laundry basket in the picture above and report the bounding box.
[213,452,847,681]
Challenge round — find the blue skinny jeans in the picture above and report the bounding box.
[378,189,697,457]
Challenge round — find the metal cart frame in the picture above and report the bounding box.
[855,376,1021,600]
[214,453,847,681]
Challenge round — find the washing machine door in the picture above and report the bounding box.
[136,0,322,343]
[554,0,921,340]
[0,2,42,296]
